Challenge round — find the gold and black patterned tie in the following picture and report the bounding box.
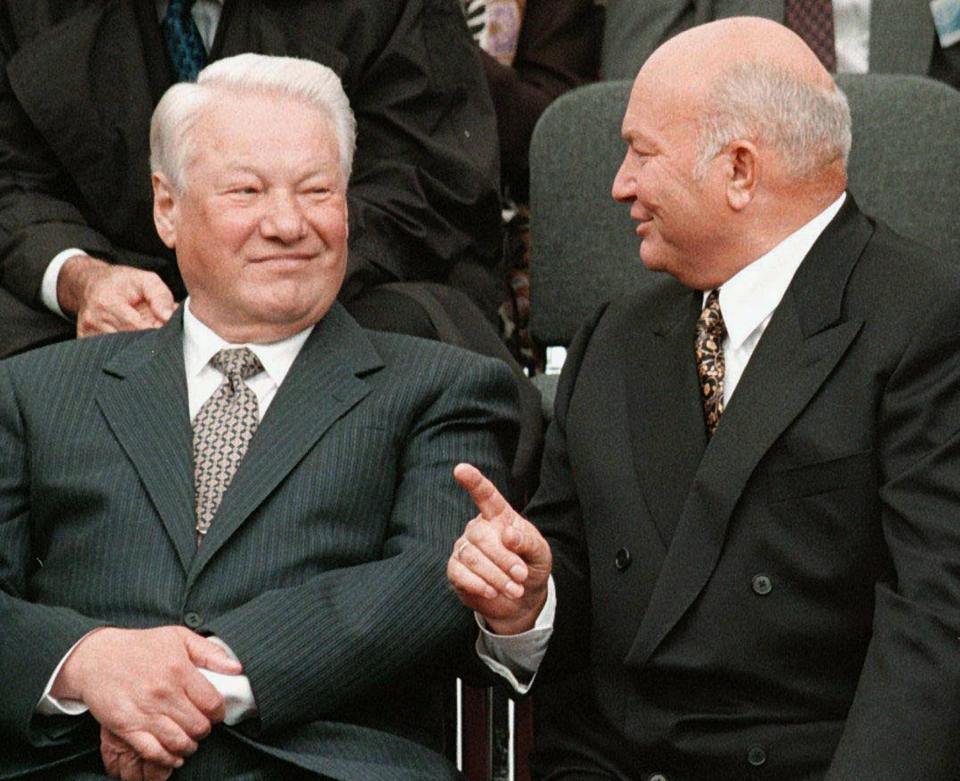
[784,0,837,71]
[695,289,727,437]
[193,347,263,544]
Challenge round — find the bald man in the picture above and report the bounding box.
[448,17,960,780]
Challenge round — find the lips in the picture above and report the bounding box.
[251,253,314,263]
[634,217,654,237]
[248,253,319,272]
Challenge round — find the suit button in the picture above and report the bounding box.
[747,746,767,766]
[751,574,773,595]
[614,548,632,571]
[183,611,204,629]
[648,774,668,781]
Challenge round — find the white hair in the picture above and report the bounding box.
[694,60,851,180]
[150,53,357,190]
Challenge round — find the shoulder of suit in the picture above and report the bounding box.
[851,220,960,306]
[363,329,510,373]
[595,275,691,328]
[2,329,145,379]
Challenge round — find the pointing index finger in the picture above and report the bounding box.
[454,463,510,521]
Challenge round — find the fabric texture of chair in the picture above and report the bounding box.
[528,73,960,352]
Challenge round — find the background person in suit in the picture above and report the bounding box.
[0,53,519,780]
[0,0,503,357]
[602,0,960,88]
[448,16,960,780]
[461,0,605,371]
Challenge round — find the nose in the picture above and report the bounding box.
[611,151,635,203]
[260,190,307,243]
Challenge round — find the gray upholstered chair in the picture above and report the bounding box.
[528,74,960,391]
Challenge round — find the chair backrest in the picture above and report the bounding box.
[529,73,960,348]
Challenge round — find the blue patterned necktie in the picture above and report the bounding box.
[193,347,264,544]
[162,0,208,82]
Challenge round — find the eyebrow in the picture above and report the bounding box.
[622,127,657,148]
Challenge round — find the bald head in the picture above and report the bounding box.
[611,17,851,288]
[641,17,851,183]
[646,16,833,94]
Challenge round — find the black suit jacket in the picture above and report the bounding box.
[0,304,520,780]
[0,0,503,353]
[479,0,603,201]
[526,198,960,779]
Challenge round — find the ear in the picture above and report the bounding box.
[723,140,759,211]
[152,172,179,249]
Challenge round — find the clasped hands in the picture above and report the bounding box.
[52,626,241,780]
[447,463,552,635]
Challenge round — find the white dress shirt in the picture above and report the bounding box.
[37,299,313,724]
[479,193,848,689]
[712,193,846,405]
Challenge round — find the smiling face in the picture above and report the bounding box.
[609,17,847,291]
[153,89,348,343]
[610,69,731,289]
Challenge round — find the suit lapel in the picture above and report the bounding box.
[96,312,196,573]
[625,289,707,547]
[626,197,874,666]
[188,306,383,579]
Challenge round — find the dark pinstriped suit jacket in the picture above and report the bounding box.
[0,303,519,780]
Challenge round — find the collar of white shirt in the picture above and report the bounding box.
[711,192,846,352]
[182,299,313,419]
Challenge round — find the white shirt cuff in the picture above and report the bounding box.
[475,575,556,695]
[42,248,87,319]
[36,632,96,716]
[36,634,257,725]
[202,637,258,725]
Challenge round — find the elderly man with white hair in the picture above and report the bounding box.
[0,54,519,781]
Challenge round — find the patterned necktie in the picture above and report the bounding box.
[784,0,837,72]
[695,289,727,437]
[162,0,208,82]
[193,347,264,543]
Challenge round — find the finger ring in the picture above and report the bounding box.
[457,541,469,560]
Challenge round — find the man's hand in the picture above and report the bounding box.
[58,255,176,337]
[51,626,242,770]
[101,726,173,781]
[448,463,552,635]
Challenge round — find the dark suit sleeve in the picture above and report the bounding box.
[204,353,520,733]
[339,0,503,314]
[0,46,109,307]
[0,362,105,744]
[522,303,611,680]
[825,290,960,779]
[0,43,173,309]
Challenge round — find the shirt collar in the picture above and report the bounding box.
[714,193,846,349]
[182,299,313,387]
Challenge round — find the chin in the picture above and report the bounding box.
[639,246,666,273]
